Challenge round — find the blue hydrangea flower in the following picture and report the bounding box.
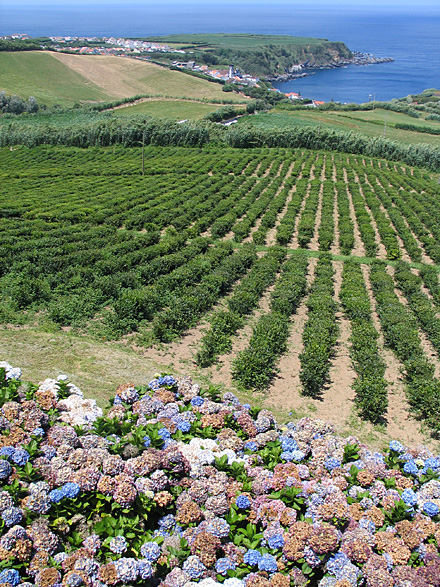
[358,518,375,533]
[49,489,65,503]
[290,450,305,462]
[401,488,418,507]
[61,482,80,499]
[324,458,341,471]
[109,535,127,554]
[12,449,30,466]
[215,557,236,576]
[403,461,419,475]
[242,404,251,410]
[143,436,151,448]
[113,395,123,405]
[0,460,12,480]
[425,457,440,471]
[32,427,45,437]
[0,569,20,587]
[138,559,154,580]
[158,428,171,440]
[257,553,278,573]
[191,396,204,407]
[389,440,405,453]
[281,451,294,461]
[140,541,161,561]
[114,558,139,582]
[65,572,83,587]
[1,507,23,527]
[236,495,251,509]
[177,421,191,432]
[423,502,439,517]
[0,447,15,460]
[40,445,56,460]
[326,552,361,584]
[243,549,262,566]
[267,534,285,549]
[280,436,298,451]
[158,514,176,531]
[244,441,258,451]
[206,517,230,538]
[183,555,206,579]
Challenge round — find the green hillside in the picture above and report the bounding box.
[0,51,112,105]
[144,33,353,77]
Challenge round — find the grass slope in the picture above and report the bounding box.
[112,99,226,120]
[0,51,245,106]
[240,107,440,146]
[144,33,330,50]
[0,51,111,106]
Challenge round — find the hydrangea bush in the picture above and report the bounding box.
[1,361,440,587]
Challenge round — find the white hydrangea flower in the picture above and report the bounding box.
[0,361,22,380]
[57,395,102,427]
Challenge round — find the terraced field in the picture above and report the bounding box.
[2,145,440,445]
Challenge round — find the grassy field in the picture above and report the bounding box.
[240,107,440,146]
[0,51,112,105]
[0,51,246,106]
[112,99,229,120]
[144,33,330,50]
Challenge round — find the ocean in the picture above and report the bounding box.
[1,3,440,103]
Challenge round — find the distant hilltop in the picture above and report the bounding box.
[141,33,393,79]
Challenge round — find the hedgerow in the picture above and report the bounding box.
[340,260,388,422]
[196,247,286,367]
[369,261,440,433]
[299,254,339,397]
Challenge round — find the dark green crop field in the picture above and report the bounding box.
[2,144,440,442]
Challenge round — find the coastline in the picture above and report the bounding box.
[266,52,394,83]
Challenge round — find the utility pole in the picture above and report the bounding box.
[141,130,145,176]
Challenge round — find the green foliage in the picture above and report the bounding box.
[340,260,388,422]
[370,261,440,433]
[300,254,339,397]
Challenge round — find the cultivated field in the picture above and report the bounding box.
[241,108,440,146]
[0,51,246,106]
[2,145,440,448]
